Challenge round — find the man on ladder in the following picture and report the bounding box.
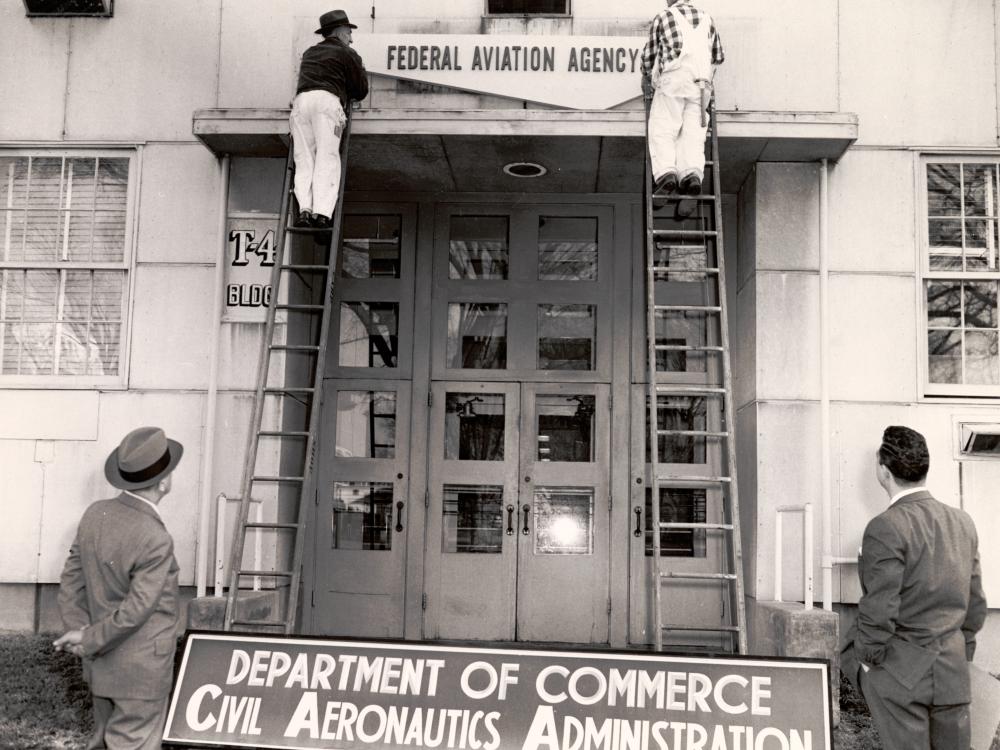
[290,9,369,229]
[640,0,724,197]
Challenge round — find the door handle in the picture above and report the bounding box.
[395,501,404,533]
[633,505,642,537]
[521,504,530,535]
[506,504,515,536]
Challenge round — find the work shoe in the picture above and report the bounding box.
[311,214,332,229]
[654,172,678,195]
[679,174,702,196]
[295,210,314,228]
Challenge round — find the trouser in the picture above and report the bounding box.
[289,89,346,219]
[648,75,708,182]
[86,694,169,750]
[860,666,970,750]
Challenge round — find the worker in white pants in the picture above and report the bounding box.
[290,90,346,226]
[641,0,724,197]
[290,10,368,229]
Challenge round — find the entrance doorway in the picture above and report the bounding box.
[422,381,611,643]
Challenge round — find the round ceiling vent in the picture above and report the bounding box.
[502,162,548,178]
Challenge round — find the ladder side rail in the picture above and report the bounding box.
[643,100,665,651]
[284,112,353,633]
[709,101,748,654]
[224,147,297,630]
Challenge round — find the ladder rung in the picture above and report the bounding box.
[263,387,316,394]
[258,430,310,437]
[244,522,300,530]
[252,476,305,483]
[276,303,325,311]
[660,522,733,531]
[654,344,724,352]
[230,619,287,628]
[653,229,718,238]
[269,345,320,352]
[653,194,717,203]
[656,429,729,438]
[649,266,720,275]
[661,571,737,581]
[280,264,330,271]
[662,624,741,632]
[654,305,721,313]
[237,569,294,577]
[285,226,334,235]
[656,475,731,484]
[654,385,725,395]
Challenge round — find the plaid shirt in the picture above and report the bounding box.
[641,0,724,79]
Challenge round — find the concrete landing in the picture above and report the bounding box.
[186,591,280,632]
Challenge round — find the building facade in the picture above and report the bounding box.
[1,0,997,662]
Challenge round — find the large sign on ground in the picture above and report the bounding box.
[163,634,832,749]
[351,34,646,110]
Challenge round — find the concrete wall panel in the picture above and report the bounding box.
[830,150,917,274]
[735,402,758,599]
[64,1,220,141]
[755,272,821,401]
[35,392,206,584]
[0,8,69,140]
[755,163,820,272]
[129,266,214,390]
[829,274,918,403]
[137,145,222,265]
[0,442,45,582]
[0,391,98,440]
[840,0,997,147]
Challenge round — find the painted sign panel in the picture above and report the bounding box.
[224,213,279,323]
[351,34,646,110]
[163,634,832,749]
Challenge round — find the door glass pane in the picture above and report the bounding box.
[445,392,505,460]
[447,302,507,369]
[449,216,509,280]
[654,311,707,373]
[331,481,393,550]
[342,215,401,279]
[646,396,707,464]
[536,394,594,462]
[538,216,597,281]
[442,484,504,553]
[339,301,399,368]
[538,304,595,370]
[336,391,396,458]
[645,488,706,557]
[534,487,593,555]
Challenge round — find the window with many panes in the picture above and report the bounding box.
[0,152,133,383]
[923,158,1000,395]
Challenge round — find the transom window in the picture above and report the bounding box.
[486,0,568,15]
[923,158,1000,394]
[0,152,133,383]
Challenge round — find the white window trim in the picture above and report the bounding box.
[918,152,1000,399]
[0,146,139,390]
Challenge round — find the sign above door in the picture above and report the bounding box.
[350,34,646,110]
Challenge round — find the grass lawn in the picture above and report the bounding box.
[0,632,886,749]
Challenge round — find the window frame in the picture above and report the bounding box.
[0,147,138,389]
[23,0,113,17]
[483,0,571,18]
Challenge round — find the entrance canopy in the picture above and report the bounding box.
[192,108,857,193]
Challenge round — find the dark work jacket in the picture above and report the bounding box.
[841,490,987,704]
[296,37,369,108]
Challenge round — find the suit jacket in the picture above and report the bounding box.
[841,490,987,705]
[58,494,180,700]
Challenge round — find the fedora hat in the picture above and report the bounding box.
[105,426,183,490]
[315,9,357,34]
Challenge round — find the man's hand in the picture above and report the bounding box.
[53,629,86,657]
[641,75,654,100]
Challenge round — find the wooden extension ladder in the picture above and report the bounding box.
[642,98,747,653]
[223,115,352,633]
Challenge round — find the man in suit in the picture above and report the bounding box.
[841,425,987,750]
[55,426,183,750]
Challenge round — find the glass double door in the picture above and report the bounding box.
[423,380,610,643]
